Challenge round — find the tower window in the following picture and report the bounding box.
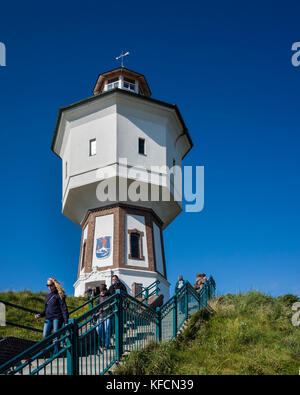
[138,138,145,155]
[89,139,96,156]
[128,229,145,260]
[123,77,136,92]
[130,233,140,258]
[106,77,119,90]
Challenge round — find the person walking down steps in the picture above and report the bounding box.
[35,278,69,355]
[175,275,185,293]
[95,284,112,353]
[194,273,207,292]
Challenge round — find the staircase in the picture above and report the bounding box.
[147,294,164,310]
[0,277,216,375]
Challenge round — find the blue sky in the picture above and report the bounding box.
[0,0,299,298]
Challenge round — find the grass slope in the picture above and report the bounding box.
[114,291,300,375]
[0,290,89,341]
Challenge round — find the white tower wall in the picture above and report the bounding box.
[52,68,193,300]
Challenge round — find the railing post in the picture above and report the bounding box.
[67,318,79,375]
[173,295,177,339]
[197,290,201,311]
[185,285,189,320]
[210,278,216,299]
[115,290,123,361]
[89,297,93,310]
[144,288,149,305]
[156,307,162,342]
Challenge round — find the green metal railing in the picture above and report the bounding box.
[121,292,157,353]
[0,277,216,375]
[159,280,203,341]
[0,295,97,336]
[135,280,160,305]
[0,299,43,334]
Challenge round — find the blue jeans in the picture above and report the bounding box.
[43,319,63,355]
[97,318,111,348]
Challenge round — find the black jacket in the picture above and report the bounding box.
[39,291,69,324]
[108,281,127,296]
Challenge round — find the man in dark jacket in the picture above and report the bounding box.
[108,275,127,296]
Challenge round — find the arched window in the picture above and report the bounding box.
[128,229,145,260]
[130,233,140,258]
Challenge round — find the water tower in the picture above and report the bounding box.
[51,66,193,300]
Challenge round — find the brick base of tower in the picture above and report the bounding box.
[73,203,170,300]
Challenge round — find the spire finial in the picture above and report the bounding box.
[116,51,130,68]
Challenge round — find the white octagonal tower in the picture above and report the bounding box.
[51,67,193,300]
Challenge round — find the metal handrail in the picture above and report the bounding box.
[135,280,160,297]
[5,321,43,333]
[0,299,43,334]
[0,280,162,337]
[0,322,73,374]
[135,280,160,303]
[0,294,95,335]
[0,278,216,375]
[69,295,97,315]
[0,299,40,315]
[74,293,118,324]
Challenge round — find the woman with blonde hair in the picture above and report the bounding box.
[35,278,69,354]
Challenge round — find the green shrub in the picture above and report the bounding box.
[278,294,299,307]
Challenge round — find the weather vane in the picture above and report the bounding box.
[116,51,130,68]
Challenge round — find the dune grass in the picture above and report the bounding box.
[114,291,300,375]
